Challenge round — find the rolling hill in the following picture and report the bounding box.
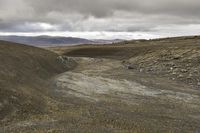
[0,36,94,46]
[0,40,74,125]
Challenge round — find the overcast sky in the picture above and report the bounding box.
[0,0,200,39]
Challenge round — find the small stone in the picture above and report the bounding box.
[172,72,176,75]
[189,74,193,77]
[148,68,153,71]
[181,69,188,73]
[177,74,184,78]
[127,65,135,69]
[173,56,182,60]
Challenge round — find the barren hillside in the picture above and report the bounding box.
[0,40,72,125]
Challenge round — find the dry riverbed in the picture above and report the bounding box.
[53,57,200,133]
[2,57,200,133]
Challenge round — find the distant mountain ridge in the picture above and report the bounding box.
[0,35,124,47]
[0,35,94,46]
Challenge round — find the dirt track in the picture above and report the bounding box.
[52,57,200,132]
[55,57,199,103]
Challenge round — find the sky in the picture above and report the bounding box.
[0,0,200,40]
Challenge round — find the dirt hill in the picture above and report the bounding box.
[0,40,71,124]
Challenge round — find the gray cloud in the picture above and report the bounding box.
[0,0,200,38]
[24,0,200,18]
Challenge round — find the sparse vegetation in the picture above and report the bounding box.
[1,36,200,133]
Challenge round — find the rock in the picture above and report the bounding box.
[173,66,178,69]
[181,69,188,73]
[57,56,65,63]
[127,65,135,69]
[124,64,136,70]
[173,56,182,60]
[177,74,184,78]
[172,72,177,75]
[147,68,154,72]
[189,74,193,77]
[122,60,126,64]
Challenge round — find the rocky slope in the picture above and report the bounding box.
[63,36,200,88]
